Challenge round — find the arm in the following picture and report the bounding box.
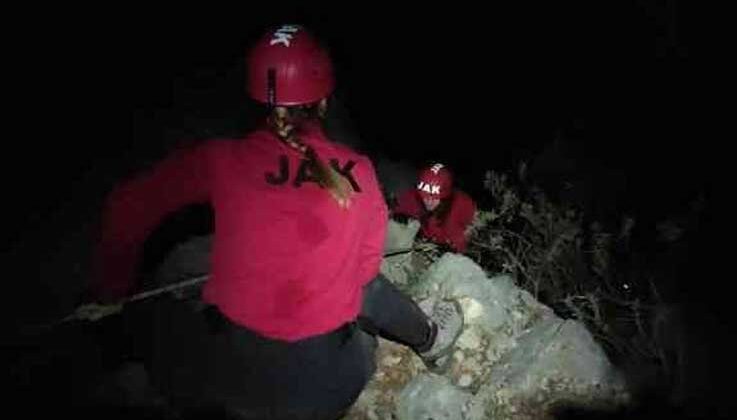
[390,189,422,223]
[357,159,389,285]
[445,194,477,253]
[90,143,212,301]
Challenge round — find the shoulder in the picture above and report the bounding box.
[308,127,379,178]
[203,130,285,163]
[395,188,420,209]
[455,189,475,204]
[453,190,477,211]
[239,129,279,151]
[398,188,418,201]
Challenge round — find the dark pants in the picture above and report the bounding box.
[359,274,432,351]
[140,274,430,419]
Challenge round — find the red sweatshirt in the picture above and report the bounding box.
[92,123,388,341]
[393,189,476,252]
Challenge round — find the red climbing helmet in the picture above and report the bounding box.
[417,163,454,200]
[247,24,335,106]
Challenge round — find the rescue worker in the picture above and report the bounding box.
[90,25,463,419]
[392,163,477,253]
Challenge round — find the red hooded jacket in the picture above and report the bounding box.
[92,123,388,341]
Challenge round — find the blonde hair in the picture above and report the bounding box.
[268,103,353,208]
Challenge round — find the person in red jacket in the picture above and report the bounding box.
[392,163,477,253]
[89,25,463,419]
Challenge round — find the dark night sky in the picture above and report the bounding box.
[5,2,712,305]
[7,2,705,229]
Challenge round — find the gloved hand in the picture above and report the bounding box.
[416,239,455,255]
[71,286,126,322]
[414,240,438,253]
[437,242,455,254]
[72,302,124,322]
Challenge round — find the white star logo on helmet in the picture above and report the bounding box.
[270,25,301,47]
